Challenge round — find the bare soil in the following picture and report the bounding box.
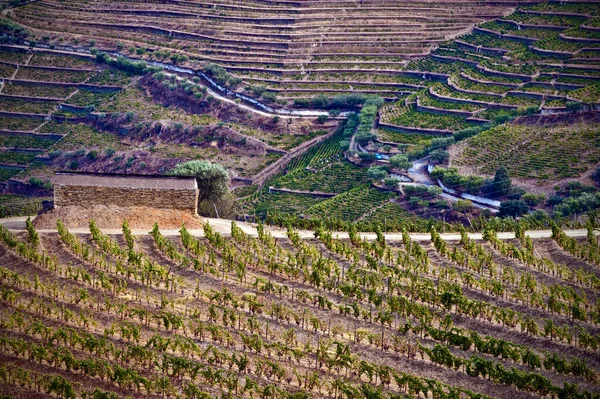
[32,205,203,229]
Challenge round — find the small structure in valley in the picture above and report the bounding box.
[53,171,199,214]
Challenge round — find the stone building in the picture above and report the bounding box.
[53,172,199,214]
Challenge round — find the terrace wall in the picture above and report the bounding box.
[54,185,199,214]
[415,98,474,117]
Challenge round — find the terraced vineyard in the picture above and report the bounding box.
[1,219,600,399]
[0,46,128,179]
[375,1,600,137]
[3,0,540,102]
[0,44,335,217]
[452,123,600,181]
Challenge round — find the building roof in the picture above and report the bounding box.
[53,171,197,190]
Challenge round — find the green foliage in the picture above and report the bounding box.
[389,154,411,171]
[367,166,388,181]
[429,149,449,164]
[431,167,487,195]
[0,18,29,38]
[204,63,241,88]
[499,200,529,218]
[493,166,511,198]
[453,199,474,213]
[96,53,157,75]
[170,160,229,203]
[454,124,600,181]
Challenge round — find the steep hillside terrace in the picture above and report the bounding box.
[0,47,128,183]
[376,2,600,135]
[6,0,544,97]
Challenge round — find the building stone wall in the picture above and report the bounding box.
[54,185,198,214]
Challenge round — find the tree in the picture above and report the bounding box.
[390,154,411,171]
[355,132,375,145]
[368,167,388,181]
[429,150,449,164]
[383,177,399,188]
[339,140,350,151]
[170,160,229,204]
[521,192,544,206]
[493,166,511,198]
[499,200,529,218]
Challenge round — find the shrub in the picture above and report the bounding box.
[310,94,330,108]
[317,115,328,124]
[263,91,277,102]
[249,85,266,96]
[453,199,473,213]
[390,154,411,171]
[383,177,399,187]
[87,150,98,161]
[368,166,388,181]
[430,149,449,164]
[358,152,375,161]
[29,176,47,188]
[355,132,375,145]
[499,200,529,218]
[521,192,545,206]
[294,98,310,108]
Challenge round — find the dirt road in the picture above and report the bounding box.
[1,216,595,242]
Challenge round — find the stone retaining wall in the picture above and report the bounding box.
[447,79,503,98]
[416,97,474,117]
[54,185,199,214]
[508,90,565,101]
[459,72,520,88]
[59,104,91,113]
[0,94,63,102]
[530,46,574,58]
[0,111,47,119]
[19,65,98,73]
[455,40,508,57]
[377,121,453,136]
[473,26,539,44]
[6,79,121,91]
[497,19,568,31]
[429,87,519,110]
[581,24,600,32]
[559,33,600,44]
[430,54,479,67]
[477,66,532,81]
[402,70,449,82]
[519,10,590,18]
[0,130,63,140]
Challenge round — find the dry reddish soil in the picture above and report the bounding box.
[33,205,203,229]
